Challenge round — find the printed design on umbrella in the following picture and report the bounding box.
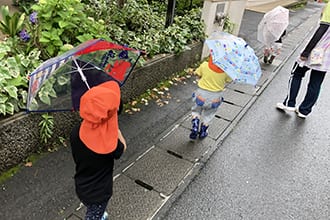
[206,32,262,86]
[27,39,143,112]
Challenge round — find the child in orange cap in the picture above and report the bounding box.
[70,80,127,220]
[190,56,232,140]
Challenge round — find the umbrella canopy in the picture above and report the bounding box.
[27,39,143,112]
[257,6,289,46]
[205,32,262,86]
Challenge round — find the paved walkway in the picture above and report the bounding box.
[67,2,324,220]
[0,1,325,220]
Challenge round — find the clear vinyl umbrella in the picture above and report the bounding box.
[27,39,143,112]
[257,6,289,46]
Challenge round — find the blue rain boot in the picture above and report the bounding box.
[101,211,109,220]
[199,123,209,139]
[189,118,200,140]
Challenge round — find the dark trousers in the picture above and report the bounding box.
[284,62,326,115]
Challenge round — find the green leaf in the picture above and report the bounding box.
[29,99,39,111]
[4,85,18,99]
[5,102,14,115]
[6,56,18,67]
[58,20,70,28]
[46,45,55,56]
[0,103,6,115]
[57,75,69,85]
[48,87,57,98]
[7,76,27,87]
[41,31,51,39]
[76,34,93,43]
[20,90,27,103]
[43,23,52,30]
[0,6,9,19]
[39,93,51,105]
[42,10,52,19]
[20,58,30,68]
[0,94,8,104]
[52,39,63,47]
[0,66,10,77]
[39,36,50,43]
[16,13,25,31]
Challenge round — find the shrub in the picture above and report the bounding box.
[0,5,25,38]
[30,0,109,59]
[84,0,205,58]
[0,0,205,116]
[0,40,41,115]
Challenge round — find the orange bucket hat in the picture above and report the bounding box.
[79,80,120,154]
[208,55,224,73]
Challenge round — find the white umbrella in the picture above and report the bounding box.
[257,6,289,46]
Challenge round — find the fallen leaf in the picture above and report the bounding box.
[25,162,33,167]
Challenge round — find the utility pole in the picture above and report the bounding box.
[117,0,125,8]
[165,0,176,28]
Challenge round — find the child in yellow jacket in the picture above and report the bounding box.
[190,56,232,139]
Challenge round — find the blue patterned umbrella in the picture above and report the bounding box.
[205,32,262,86]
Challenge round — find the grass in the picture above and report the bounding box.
[287,0,308,10]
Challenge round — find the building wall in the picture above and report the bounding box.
[246,0,278,7]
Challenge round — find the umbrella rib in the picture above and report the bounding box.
[72,57,91,90]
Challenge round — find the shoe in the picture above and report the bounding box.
[189,118,200,139]
[199,123,209,139]
[295,109,307,119]
[276,102,296,112]
[101,211,109,220]
[263,56,268,64]
[268,55,275,64]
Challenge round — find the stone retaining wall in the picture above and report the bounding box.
[0,42,203,174]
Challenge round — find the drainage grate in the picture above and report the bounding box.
[233,89,245,94]
[135,179,153,190]
[223,100,235,105]
[167,150,183,159]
